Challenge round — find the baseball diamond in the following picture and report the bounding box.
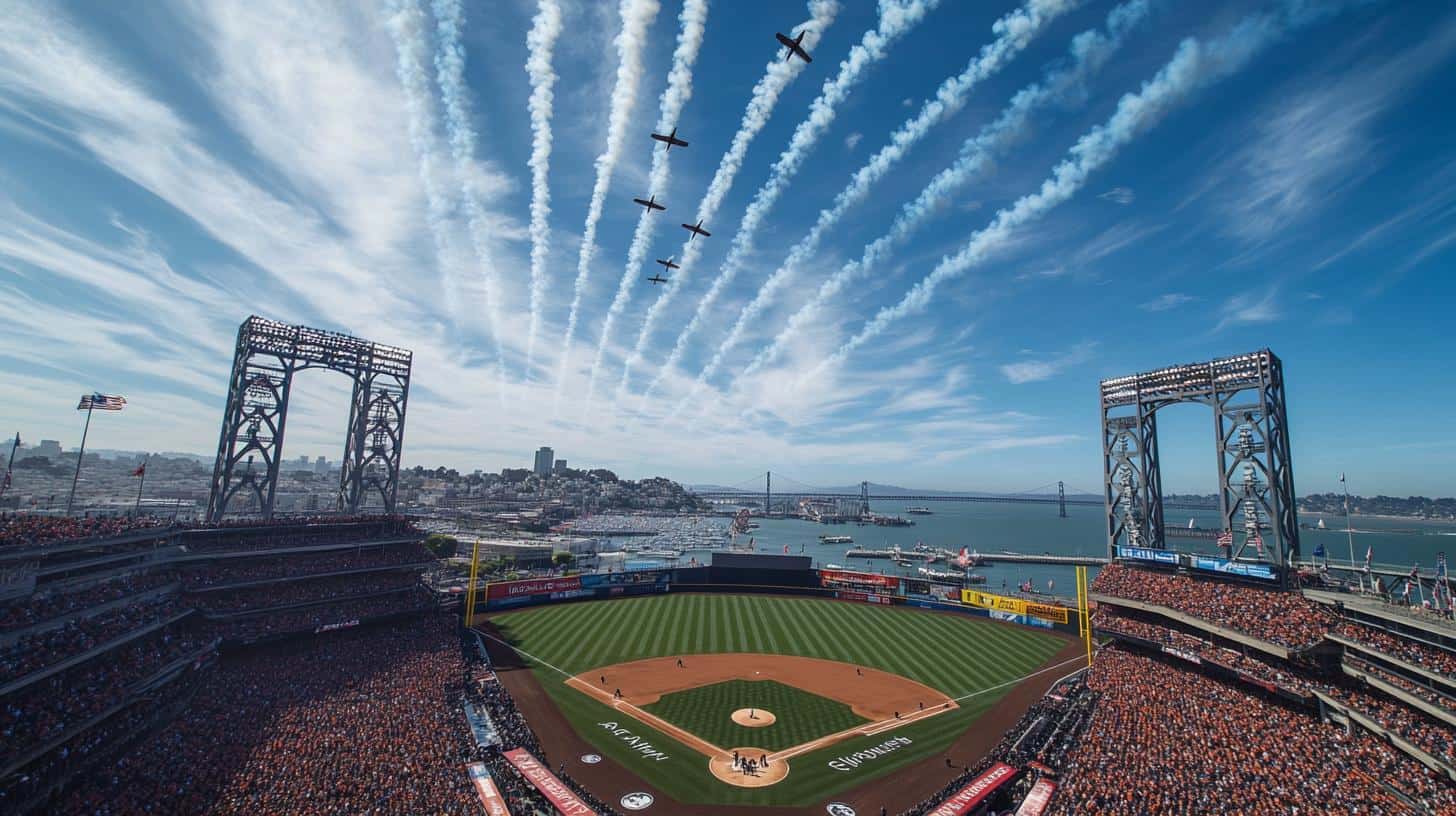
[483,592,1074,809]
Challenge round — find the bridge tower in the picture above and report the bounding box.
[765,471,771,516]
[858,481,870,516]
[1100,350,1299,583]
[1058,481,1067,518]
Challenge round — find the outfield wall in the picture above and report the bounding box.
[476,564,1081,635]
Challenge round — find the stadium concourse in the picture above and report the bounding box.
[0,513,1454,814]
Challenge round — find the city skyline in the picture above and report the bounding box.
[2,2,1454,495]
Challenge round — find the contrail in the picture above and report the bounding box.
[673,0,1079,414]
[555,0,663,406]
[640,0,942,407]
[584,0,710,409]
[735,0,1155,386]
[524,0,564,379]
[615,0,840,403]
[810,0,1358,379]
[433,0,511,385]
[383,0,463,321]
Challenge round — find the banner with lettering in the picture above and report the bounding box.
[819,568,900,591]
[925,762,1018,816]
[1014,778,1058,816]
[961,590,1069,624]
[501,749,597,815]
[466,763,512,816]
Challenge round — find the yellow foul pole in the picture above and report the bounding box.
[1077,565,1093,668]
[464,538,481,628]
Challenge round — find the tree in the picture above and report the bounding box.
[552,552,575,568]
[588,468,618,483]
[424,533,458,558]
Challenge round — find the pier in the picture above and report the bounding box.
[843,548,1107,567]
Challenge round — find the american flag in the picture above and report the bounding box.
[1216,530,1234,547]
[77,393,127,411]
[1249,534,1263,554]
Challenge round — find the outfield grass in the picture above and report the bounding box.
[488,593,1068,807]
[644,679,867,752]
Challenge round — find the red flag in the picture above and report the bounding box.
[783,544,789,554]
[132,464,146,477]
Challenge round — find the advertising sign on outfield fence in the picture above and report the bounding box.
[486,576,583,600]
[820,568,900,591]
[961,590,1069,624]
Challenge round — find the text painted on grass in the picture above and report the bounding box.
[598,722,671,762]
[827,736,912,772]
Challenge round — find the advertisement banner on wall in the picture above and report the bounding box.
[990,609,1054,629]
[466,763,511,816]
[961,590,1069,624]
[486,576,583,600]
[581,571,671,590]
[1014,778,1058,816]
[502,749,598,815]
[820,569,900,592]
[1117,546,1179,565]
[1191,556,1278,582]
[836,590,894,605]
[924,762,1018,816]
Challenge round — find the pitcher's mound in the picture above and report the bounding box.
[731,708,776,727]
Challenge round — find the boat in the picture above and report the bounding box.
[1317,518,1327,530]
[906,506,933,515]
[819,534,854,544]
[826,563,845,570]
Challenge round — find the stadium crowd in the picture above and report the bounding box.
[57,616,478,815]
[180,543,430,588]
[208,591,434,642]
[1,599,181,684]
[1334,620,1456,676]
[1091,564,1336,649]
[1348,656,1456,717]
[1324,683,1456,767]
[2,622,210,766]
[189,571,423,613]
[0,571,176,632]
[0,514,171,549]
[1092,606,1319,694]
[1048,647,1456,815]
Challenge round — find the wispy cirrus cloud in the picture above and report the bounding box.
[1000,342,1096,384]
[1141,292,1197,311]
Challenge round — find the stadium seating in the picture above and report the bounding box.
[1091,563,1336,649]
[0,514,172,550]
[1333,620,1456,676]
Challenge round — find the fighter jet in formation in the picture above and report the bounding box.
[633,194,666,212]
[656,257,681,271]
[776,30,812,63]
[646,273,669,285]
[681,220,711,240]
[651,127,689,151]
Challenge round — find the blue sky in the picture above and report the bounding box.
[1,0,1454,495]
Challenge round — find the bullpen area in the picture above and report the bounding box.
[481,593,1076,812]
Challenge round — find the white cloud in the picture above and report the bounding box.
[844,131,863,150]
[1213,288,1280,331]
[1098,186,1134,205]
[999,342,1095,384]
[1140,292,1196,311]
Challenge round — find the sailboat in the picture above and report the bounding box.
[1317,518,1327,530]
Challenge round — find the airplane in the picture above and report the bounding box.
[647,273,669,285]
[633,194,666,212]
[775,30,812,63]
[650,127,688,151]
[681,220,711,240]
[656,257,680,271]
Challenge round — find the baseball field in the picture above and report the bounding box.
[484,593,1074,809]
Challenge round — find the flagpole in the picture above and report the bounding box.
[134,455,150,516]
[1340,473,1358,592]
[65,404,94,516]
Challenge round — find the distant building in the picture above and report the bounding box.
[34,440,63,460]
[553,459,567,474]
[314,456,328,473]
[533,446,554,477]
[297,455,310,468]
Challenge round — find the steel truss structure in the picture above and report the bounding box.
[207,316,412,522]
[1100,350,1299,577]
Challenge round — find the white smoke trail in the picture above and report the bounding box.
[383,0,462,320]
[584,0,710,408]
[615,0,840,403]
[811,0,1353,379]
[524,0,564,379]
[554,0,663,405]
[674,0,1079,413]
[640,0,942,406]
[735,0,1154,385]
[432,0,509,385]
